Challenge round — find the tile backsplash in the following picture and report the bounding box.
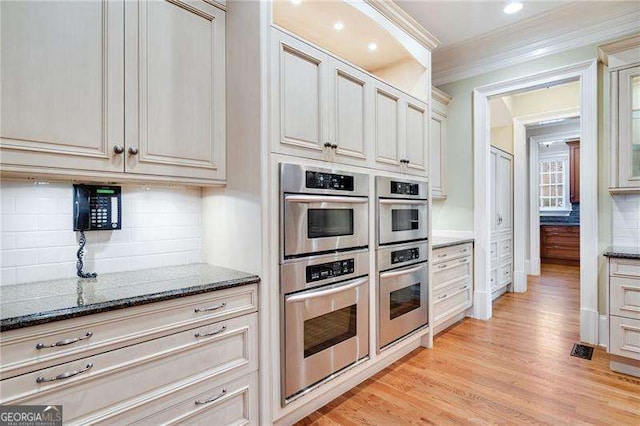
[612,194,640,248]
[1,181,202,286]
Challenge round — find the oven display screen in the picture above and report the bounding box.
[391,248,420,264]
[306,171,354,191]
[306,259,355,283]
[304,305,357,358]
[390,283,421,320]
[390,181,419,196]
[308,209,354,239]
[391,209,419,232]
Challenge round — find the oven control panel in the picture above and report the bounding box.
[390,181,419,196]
[306,259,355,283]
[306,171,354,191]
[391,247,420,265]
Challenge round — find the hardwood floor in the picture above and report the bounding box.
[296,264,640,425]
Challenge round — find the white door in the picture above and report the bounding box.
[404,100,428,175]
[271,30,329,161]
[490,149,499,233]
[373,81,403,170]
[125,0,225,181]
[430,112,446,198]
[498,151,513,233]
[0,0,124,173]
[328,58,370,166]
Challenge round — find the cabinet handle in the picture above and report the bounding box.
[113,145,124,154]
[437,294,447,300]
[438,264,447,269]
[331,144,338,149]
[195,389,227,405]
[437,253,447,258]
[36,363,93,383]
[324,142,332,148]
[194,302,226,313]
[128,146,139,155]
[195,326,227,338]
[459,258,467,264]
[504,270,510,275]
[36,332,93,350]
[459,285,468,290]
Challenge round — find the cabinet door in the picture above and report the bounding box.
[490,149,498,233]
[430,111,446,198]
[329,59,370,166]
[497,151,513,233]
[0,0,124,173]
[125,0,225,181]
[271,30,329,161]
[404,100,428,175]
[618,66,640,187]
[374,82,402,170]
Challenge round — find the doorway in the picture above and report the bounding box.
[472,60,599,345]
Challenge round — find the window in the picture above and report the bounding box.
[539,156,570,212]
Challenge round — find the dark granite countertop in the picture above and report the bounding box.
[432,236,474,249]
[603,246,640,259]
[0,264,259,331]
[540,222,580,226]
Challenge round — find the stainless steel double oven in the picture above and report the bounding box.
[280,163,369,404]
[376,176,429,351]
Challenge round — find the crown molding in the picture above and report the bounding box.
[431,86,451,105]
[433,5,640,86]
[363,0,440,51]
[598,32,640,67]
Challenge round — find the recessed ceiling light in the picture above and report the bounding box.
[503,2,523,14]
[368,43,378,51]
[290,0,301,5]
[334,21,344,31]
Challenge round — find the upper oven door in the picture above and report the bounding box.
[283,194,369,258]
[378,198,428,246]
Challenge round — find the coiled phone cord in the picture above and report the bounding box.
[76,230,97,279]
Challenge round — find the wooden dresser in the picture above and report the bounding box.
[540,225,580,265]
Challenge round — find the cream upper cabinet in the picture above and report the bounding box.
[430,88,451,199]
[125,0,226,181]
[0,0,124,174]
[614,65,640,188]
[374,82,402,169]
[1,0,226,185]
[404,99,428,173]
[271,30,330,162]
[328,58,371,166]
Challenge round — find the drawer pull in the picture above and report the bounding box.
[36,363,93,383]
[195,326,227,338]
[194,302,227,313]
[437,253,447,258]
[459,259,467,264]
[459,249,468,254]
[35,332,93,349]
[459,285,468,290]
[438,264,447,269]
[504,271,510,275]
[437,294,448,300]
[195,389,227,405]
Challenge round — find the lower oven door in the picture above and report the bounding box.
[284,276,369,402]
[378,262,428,350]
[378,199,428,245]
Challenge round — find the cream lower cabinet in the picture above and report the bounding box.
[0,0,225,184]
[607,257,640,378]
[271,28,428,176]
[432,242,473,334]
[0,284,259,425]
[430,88,451,199]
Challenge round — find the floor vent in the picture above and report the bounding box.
[570,343,594,360]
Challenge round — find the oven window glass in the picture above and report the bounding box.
[308,209,354,239]
[391,209,419,232]
[304,305,357,358]
[390,283,421,320]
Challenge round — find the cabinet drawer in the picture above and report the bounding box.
[490,242,498,263]
[1,284,258,379]
[610,258,640,278]
[95,372,258,426]
[498,263,512,286]
[541,246,580,260]
[610,277,640,320]
[433,256,472,289]
[432,243,472,265]
[610,316,640,361]
[541,235,579,246]
[541,226,579,236]
[434,280,472,324]
[0,313,258,423]
[490,269,498,291]
[498,239,512,262]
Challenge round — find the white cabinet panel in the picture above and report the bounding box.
[0,0,124,173]
[375,87,401,167]
[430,114,444,197]
[405,101,428,173]
[610,315,640,361]
[126,0,225,181]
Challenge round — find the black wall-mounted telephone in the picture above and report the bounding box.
[73,184,122,231]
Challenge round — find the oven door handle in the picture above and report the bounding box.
[378,199,428,205]
[286,277,368,303]
[284,195,368,204]
[380,263,427,279]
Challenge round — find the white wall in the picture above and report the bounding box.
[1,181,202,286]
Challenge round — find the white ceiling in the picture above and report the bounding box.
[396,0,572,48]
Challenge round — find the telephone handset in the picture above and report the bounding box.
[73,184,122,231]
[73,184,122,278]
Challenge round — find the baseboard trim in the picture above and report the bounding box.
[580,308,599,345]
[473,290,491,320]
[529,257,541,275]
[513,269,527,292]
[598,315,608,348]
